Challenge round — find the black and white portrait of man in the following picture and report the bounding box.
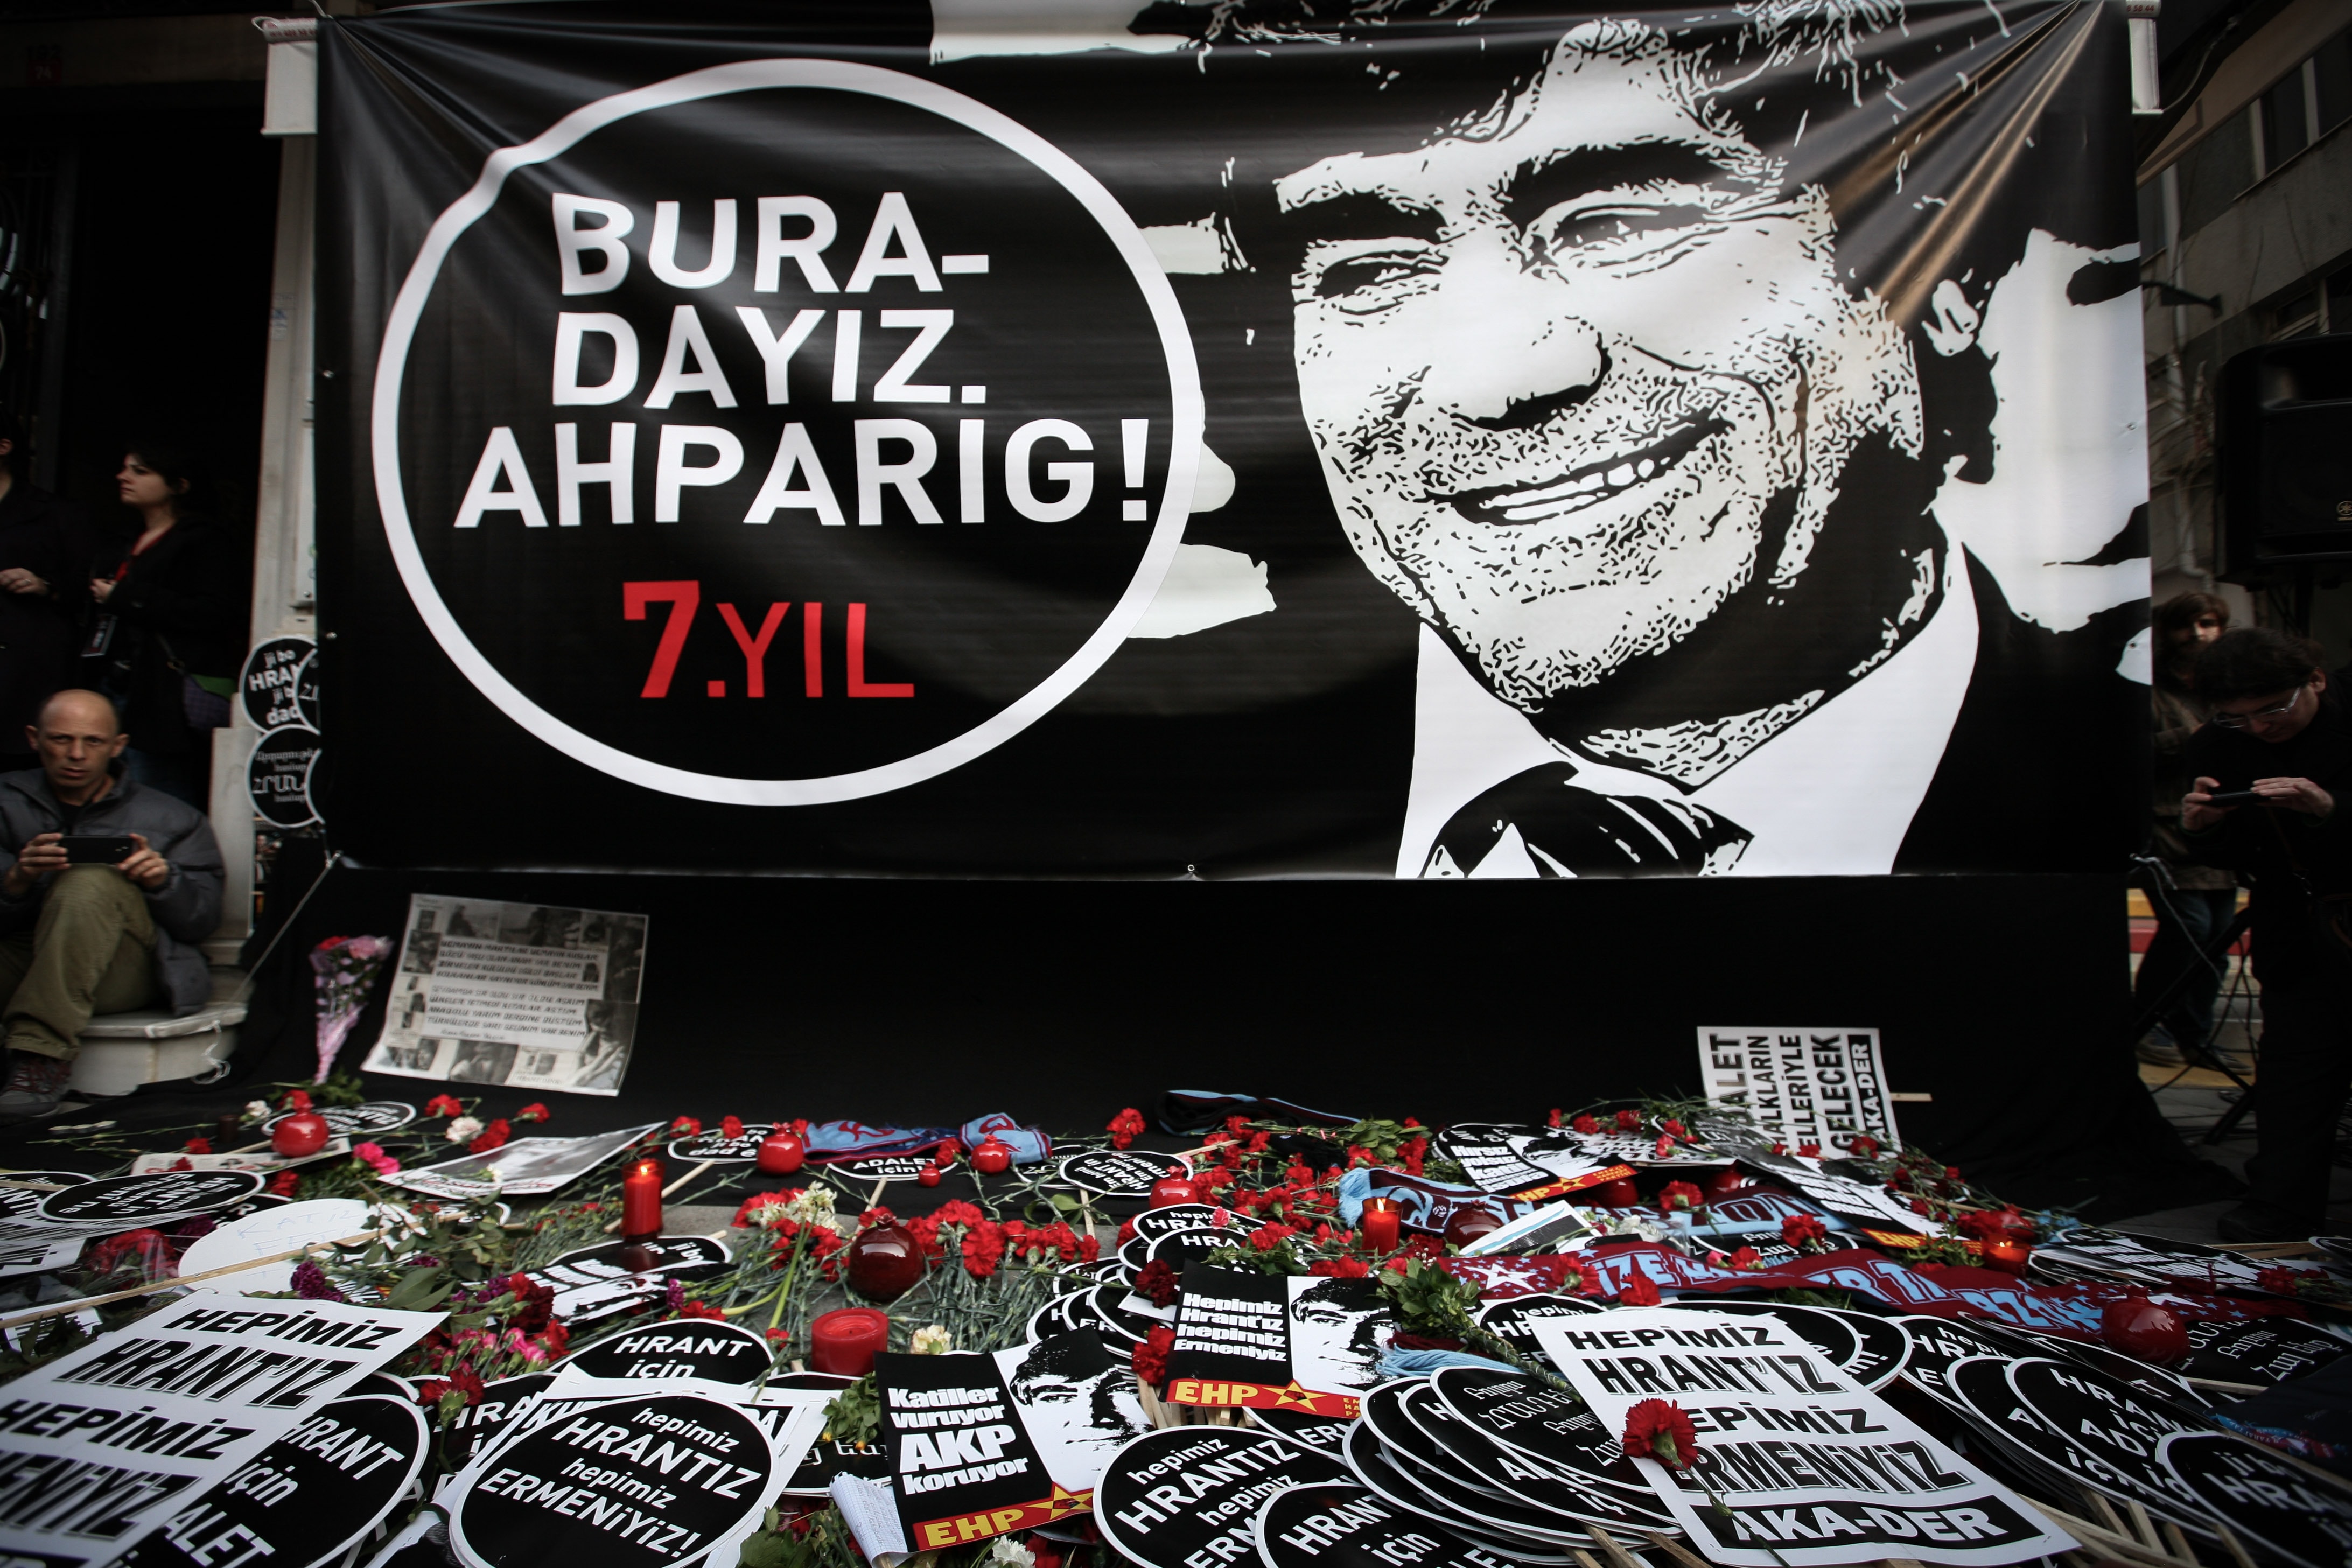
[1003,1331,1151,1489]
[1287,1276,1394,1395]
[937,0,2147,878]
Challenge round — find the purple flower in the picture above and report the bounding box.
[289,1261,347,1303]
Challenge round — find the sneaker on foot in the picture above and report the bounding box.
[0,1051,71,1122]
[2216,1204,2313,1244]
[2137,1035,2186,1067]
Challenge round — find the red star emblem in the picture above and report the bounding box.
[1271,1381,1321,1410]
[1042,1486,1091,1520]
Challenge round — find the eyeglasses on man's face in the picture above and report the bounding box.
[2210,684,2309,729]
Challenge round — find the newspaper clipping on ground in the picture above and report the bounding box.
[365,895,648,1096]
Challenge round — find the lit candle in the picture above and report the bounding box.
[1981,1237,2031,1276]
[1360,1197,1402,1254]
[811,1307,891,1377]
[622,1157,663,1242]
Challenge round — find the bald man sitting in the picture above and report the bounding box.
[0,690,223,1119]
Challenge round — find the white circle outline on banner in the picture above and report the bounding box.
[373,59,1203,806]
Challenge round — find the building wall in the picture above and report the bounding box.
[2140,7,2352,654]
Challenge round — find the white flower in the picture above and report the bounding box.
[243,1100,271,1123]
[782,1186,846,1234]
[909,1325,953,1355]
[446,1116,485,1144]
[989,1539,1035,1568]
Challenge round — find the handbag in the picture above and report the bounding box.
[158,633,233,729]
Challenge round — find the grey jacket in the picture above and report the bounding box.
[0,769,225,1014]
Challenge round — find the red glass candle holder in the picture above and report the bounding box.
[621,1157,663,1242]
[1590,1177,1640,1208]
[972,1136,1013,1175]
[1360,1198,1402,1254]
[271,1111,330,1159]
[810,1308,891,1377]
[1980,1238,2031,1276]
[757,1129,806,1175]
[1149,1172,1196,1208]
[845,1221,926,1301]
[1443,1207,1503,1249]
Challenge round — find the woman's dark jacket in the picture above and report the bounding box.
[0,481,90,757]
[89,518,246,755]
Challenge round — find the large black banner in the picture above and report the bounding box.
[319,0,2145,877]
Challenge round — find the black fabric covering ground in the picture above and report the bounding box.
[0,862,2222,1226]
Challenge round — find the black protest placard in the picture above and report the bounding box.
[1374,1382,1625,1543]
[447,1375,556,1469]
[2159,1431,2352,1568]
[1061,1151,1186,1200]
[1254,1482,1517,1568]
[266,1102,417,1138]
[450,1391,775,1567]
[2002,1359,2212,1529]
[1472,1294,1600,1375]
[2181,1317,2351,1386]
[879,1347,1060,1551]
[522,1237,732,1327]
[564,1319,774,1384]
[1892,1315,2021,1405]
[241,636,319,732]
[1410,1377,1672,1533]
[1942,1357,2143,1504]
[666,1123,774,1161]
[122,1393,429,1568]
[37,1170,268,1228]
[1419,1369,1668,1523]
[1166,1266,1320,1416]
[1341,1419,1585,1558]
[248,727,323,829]
[1095,1424,1349,1568]
[1994,1327,2206,1410]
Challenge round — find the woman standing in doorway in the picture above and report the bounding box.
[85,442,244,808]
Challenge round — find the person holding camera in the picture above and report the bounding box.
[0,688,222,1121]
[2181,628,2352,1242]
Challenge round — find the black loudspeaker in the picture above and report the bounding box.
[2219,333,2352,579]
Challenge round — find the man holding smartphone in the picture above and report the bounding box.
[2181,628,2352,1242]
[0,688,223,1121]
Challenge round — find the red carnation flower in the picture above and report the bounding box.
[669,1116,702,1137]
[1547,1108,1564,1129]
[1132,1324,1175,1387]
[425,1094,463,1117]
[1657,1181,1705,1214]
[1614,1110,1641,1131]
[1618,1275,1662,1307]
[1107,1108,1147,1151]
[2258,1265,2310,1296]
[1796,1143,1822,1158]
[283,1089,313,1113]
[1654,1135,1676,1159]
[676,1299,725,1320]
[1850,1136,1880,1159]
[1308,1257,1370,1278]
[1622,1399,1699,1469]
[469,1118,512,1154]
[1727,1246,1764,1270]
[1571,1114,1599,1135]
[268,1169,302,1196]
[516,1102,551,1123]
[184,1136,212,1154]
[722,1115,745,1139]
[1135,1258,1180,1307]
[1661,1120,1687,1139]
[1781,1214,1829,1248]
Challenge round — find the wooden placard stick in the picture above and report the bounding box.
[1637,1529,1711,1568]
[663,1159,716,1199]
[0,1228,384,1332]
[0,1179,65,1193]
[2211,1522,2258,1568]
[2023,1502,2181,1568]
[1580,1525,1647,1568]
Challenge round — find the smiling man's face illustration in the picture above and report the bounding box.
[1277,24,1923,714]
